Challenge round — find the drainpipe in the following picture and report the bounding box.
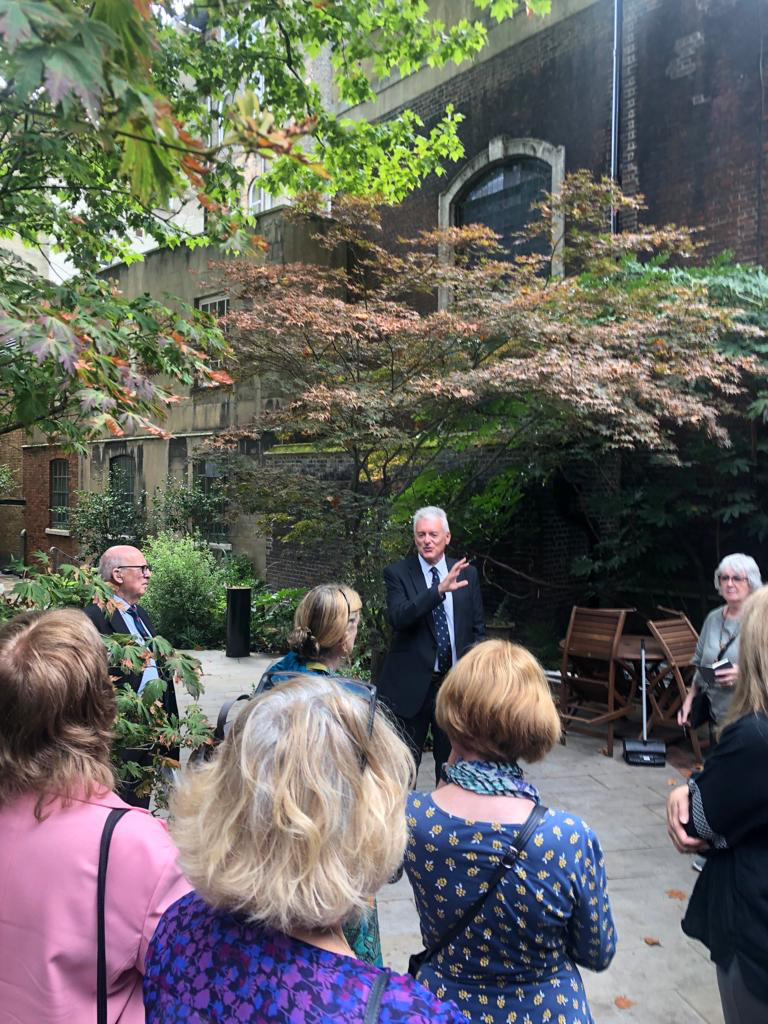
[610,0,623,234]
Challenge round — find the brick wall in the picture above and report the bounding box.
[0,429,25,565]
[376,0,766,266]
[22,445,80,564]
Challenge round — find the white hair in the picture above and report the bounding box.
[98,550,122,583]
[714,553,762,595]
[412,506,449,534]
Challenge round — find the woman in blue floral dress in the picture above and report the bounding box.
[405,640,616,1024]
[144,675,467,1024]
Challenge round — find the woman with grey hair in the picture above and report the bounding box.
[678,553,763,730]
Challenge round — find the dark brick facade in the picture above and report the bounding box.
[383,0,767,266]
[22,445,80,564]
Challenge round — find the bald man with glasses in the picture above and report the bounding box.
[84,544,179,807]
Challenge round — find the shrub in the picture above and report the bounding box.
[251,585,307,653]
[142,533,226,648]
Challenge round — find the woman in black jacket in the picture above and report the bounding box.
[667,584,768,1024]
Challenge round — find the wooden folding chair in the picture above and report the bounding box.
[646,615,703,761]
[559,607,629,757]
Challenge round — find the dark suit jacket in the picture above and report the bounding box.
[83,601,157,694]
[377,554,485,718]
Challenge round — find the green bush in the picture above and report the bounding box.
[251,585,307,653]
[142,533,226,648]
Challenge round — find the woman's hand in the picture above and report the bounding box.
[677,688,695,726]
[666,785,708,854]
[714,663,738,687]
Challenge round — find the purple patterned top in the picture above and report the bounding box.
[144,892,465,1023]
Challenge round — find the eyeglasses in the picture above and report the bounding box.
[719,574,747,584]
[117,564,152,575]
[254,670,377,770]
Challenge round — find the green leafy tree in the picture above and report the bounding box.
[0,0,550,444]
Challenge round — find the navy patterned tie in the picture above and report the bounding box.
[126,605,151,640]
[430,566,453,675]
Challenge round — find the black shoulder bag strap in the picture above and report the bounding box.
[363,972,389,1024]
[408,803,548,979]
[215,694,251,741]
[97,808,130,1024]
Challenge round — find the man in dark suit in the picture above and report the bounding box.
[377,506,485,781]
[84,544,179,807]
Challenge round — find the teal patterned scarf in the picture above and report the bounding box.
[441,758,540,803]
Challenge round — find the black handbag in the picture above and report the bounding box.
[407,803,548,979]
[689,691,711,729]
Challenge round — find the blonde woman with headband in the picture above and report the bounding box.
[144,677,467,1024]
[258,582,382,963]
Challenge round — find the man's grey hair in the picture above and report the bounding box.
[412,506,449,534]
[714,553,762,595]
[98,550,123,583]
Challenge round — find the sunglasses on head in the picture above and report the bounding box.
[254,670,377,771]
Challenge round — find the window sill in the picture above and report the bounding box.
[45,527,71,537]
[208,542,232,552]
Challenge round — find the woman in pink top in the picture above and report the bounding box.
[0,608,191,1024]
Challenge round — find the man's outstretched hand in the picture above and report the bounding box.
[438,558,470,595]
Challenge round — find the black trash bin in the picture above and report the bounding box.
[226,586,252,658]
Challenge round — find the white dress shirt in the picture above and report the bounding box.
[418,553,457,671]
[112,596,160,695]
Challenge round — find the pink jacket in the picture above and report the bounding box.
[0,788,192,1024]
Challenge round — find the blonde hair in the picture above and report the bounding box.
[288,584,362,659]
[0,609,116,816]
[436,639,561,763]
[171,676,413,932]
[725,585,768,726]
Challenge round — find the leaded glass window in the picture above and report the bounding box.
[455,157,551,268]
[110,454,135,505]
[49,459,69,527]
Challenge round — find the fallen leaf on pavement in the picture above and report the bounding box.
[615,996,635,1009]
[666,889,687,900]
[643,936,661,946]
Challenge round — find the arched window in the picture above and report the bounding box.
[455,157,552,266]
[438,139,565,305]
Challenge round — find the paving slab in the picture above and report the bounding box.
[180,652,724,1024]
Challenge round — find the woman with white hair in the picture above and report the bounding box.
[144,676,467,1023]
[667,585,768,1023]
[678,553,762,730]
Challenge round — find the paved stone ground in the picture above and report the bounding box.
[182,651,724,1024]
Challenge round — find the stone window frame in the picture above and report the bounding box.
[437,136,565,309]
[49,458,69,529]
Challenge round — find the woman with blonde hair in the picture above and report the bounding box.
[144,676,466,1023]
[667,584,768,1024]
[264,583,363,682]
[0,609,190,1024]
[259,581,382,962]
[405,639,616,1024]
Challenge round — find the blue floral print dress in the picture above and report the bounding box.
[404,793,616,1024]
[144,891,466,1023]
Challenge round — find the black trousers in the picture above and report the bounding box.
[396,672,452,785]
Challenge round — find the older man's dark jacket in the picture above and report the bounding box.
[376,554,485,718]
[83,601,156,694]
